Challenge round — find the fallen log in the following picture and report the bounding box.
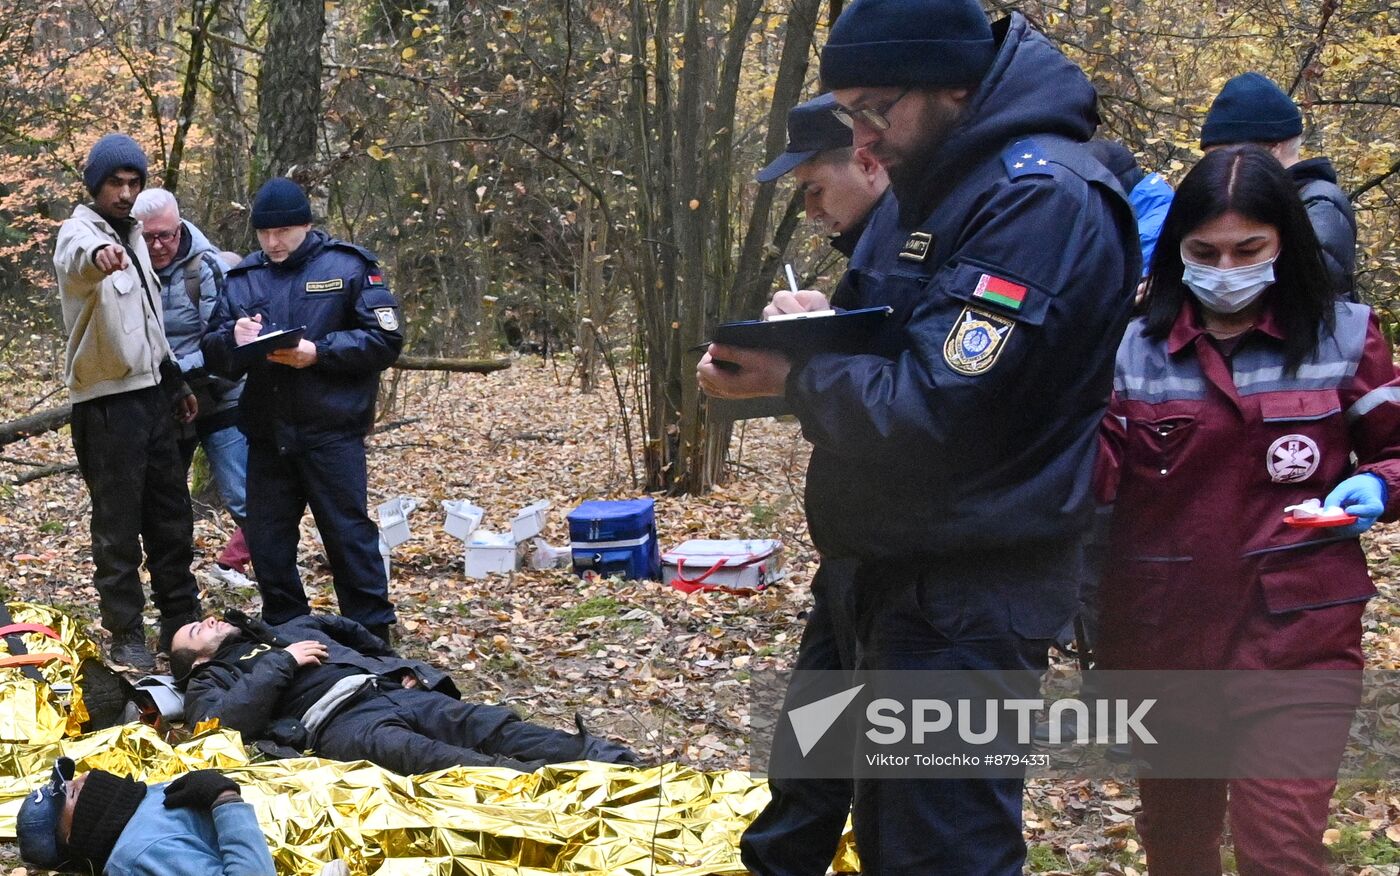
[0,356,505,448]
[0,405,73,448]
[391,355,511,373]
[12,461,79,486]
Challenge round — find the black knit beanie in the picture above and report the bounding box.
[820,0,996,90]
[65,770,147,869]
[83,133,149,197]
[1200,72,1302,148]
[250,177,312,229]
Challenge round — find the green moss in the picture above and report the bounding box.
[1025,843,1068,872]
[1327,822,1400,867]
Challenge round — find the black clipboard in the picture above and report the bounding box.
[233,326,306,367]
[712,306,892,357]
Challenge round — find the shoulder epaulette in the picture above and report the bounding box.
[225,254,264,277]
[1002,138,1056,179]
[326,239,380,264]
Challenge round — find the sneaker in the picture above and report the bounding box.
[109,628,156,672]
[208,563,255,589]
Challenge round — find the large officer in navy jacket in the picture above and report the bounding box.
[698,0,1139,872]
[202,178,402,645]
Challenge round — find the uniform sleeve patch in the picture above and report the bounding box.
[375,307,400,331]
[944,306,1015,376]
[899,232,934,263]
[367,273,384,286]
[306,278,344,293]
[971,273,1027,311]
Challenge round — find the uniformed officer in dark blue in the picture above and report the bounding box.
[202,178,403,645]
[739,92,886,876]
[698,0,1139,871]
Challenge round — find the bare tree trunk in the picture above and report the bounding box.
[166,0,220,195]
[253,0,324,181]
[730,0,824,318]
[629,0,819,495]
[207,0,251,244]
[578,199,599,392]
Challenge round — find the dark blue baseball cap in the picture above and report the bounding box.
[756,93,854,183]
[17,756,75,869]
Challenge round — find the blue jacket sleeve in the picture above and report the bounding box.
[788,174,1128,473]
[1129,174,1173,273]
[210,800,277,875]
[312,268,404,373]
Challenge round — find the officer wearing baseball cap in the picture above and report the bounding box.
[740,93,888,876]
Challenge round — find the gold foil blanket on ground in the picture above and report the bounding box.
[0,723,777,875]
[0,604,860,873]
[0,604,862,867]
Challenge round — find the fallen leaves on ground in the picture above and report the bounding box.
[2,351,1398,873]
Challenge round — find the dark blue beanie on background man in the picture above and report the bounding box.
[250,177,312,229]
[820,0,996,90]
[1200,72,1302,148]
[83,133,148,197]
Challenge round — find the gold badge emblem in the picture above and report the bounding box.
[305,278,344,293]
[943,306,1014,376]
[899,231,934,262]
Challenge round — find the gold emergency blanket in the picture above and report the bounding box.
[0,604,860,873]
[0,723,780,874]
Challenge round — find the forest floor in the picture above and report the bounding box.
[1,351,1398,874]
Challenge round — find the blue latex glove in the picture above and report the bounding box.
[1323,473,1387,536]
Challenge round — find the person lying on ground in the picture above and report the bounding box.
[171,611,638,775]
[17,756,275,875]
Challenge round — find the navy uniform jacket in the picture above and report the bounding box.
[792,14,1139,573]
[202,230,403,453]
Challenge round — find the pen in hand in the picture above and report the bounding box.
[785,263,800,295]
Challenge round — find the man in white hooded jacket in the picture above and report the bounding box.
[54,133,201,672]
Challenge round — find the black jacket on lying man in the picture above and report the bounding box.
[172,611,637,775]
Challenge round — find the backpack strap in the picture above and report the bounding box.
[184,252,228,325]
[183,258,202,309]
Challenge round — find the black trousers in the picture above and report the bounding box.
[741,559,860,876]
[314,687,586,775]
[245,433,395,628]
[846,552,1074,876]
[70,386,199,634]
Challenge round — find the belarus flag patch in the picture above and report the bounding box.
[971,273,1028,311]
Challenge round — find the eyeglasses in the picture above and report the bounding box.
[142,229,179,247]
[831,87,912,132]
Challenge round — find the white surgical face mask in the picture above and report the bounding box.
[1181,254,1278,315]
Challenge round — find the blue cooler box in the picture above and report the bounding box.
[566,498,660,580]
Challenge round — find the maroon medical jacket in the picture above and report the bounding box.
[1096,302,1400,669]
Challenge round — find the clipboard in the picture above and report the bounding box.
[712,306,892,357]
[233,326,306,367]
